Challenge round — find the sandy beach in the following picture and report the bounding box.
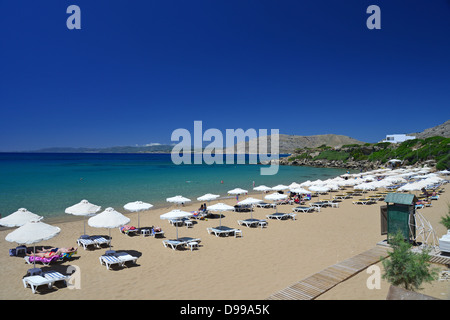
[1,183,449,300]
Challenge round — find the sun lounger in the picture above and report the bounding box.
[24,255,61,266]
[293,206,315,213]
[255,202,276,208]
[162,239,187,250]
[266,212,289,220]
[120,225,138,235]
[207,226,238,237]
[42,271,70,286]
[114,252,139,266]
[22,275,55,294]
[90,236,111,248]
[237,219,260,228]
[234,204,253,212]
[77,237,96,250]
[352,199,375,205]
[99,254,124,269]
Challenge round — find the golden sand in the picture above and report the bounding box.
[1,185,449,300]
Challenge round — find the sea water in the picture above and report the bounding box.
[0,153,349,220]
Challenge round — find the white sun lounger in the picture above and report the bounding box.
[237,219,260,228]
[90,236,111,248]
[22,275,55,294]
[42,271,70,286]
[77,235,111,249]
[163,239,187,250]
[77,237,96,250]
[255,202,276,208]
[207,227,239,237]
[99,254,125,270]
[114,252,139,266]
[352,199,375,205]
[293,206,315,213]
[266,213,289,220]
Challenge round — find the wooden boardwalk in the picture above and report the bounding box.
[266,246,390,300]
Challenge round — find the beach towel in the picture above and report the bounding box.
[120,225,136,234]
[59,251,76,260]
[27,255,61,265]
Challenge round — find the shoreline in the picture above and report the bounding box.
[1,170,448,300]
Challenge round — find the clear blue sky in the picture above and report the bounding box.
[1,0,449,151]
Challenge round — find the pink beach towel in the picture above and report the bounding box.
[28,255,60,264]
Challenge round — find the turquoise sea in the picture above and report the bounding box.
[0,153,350,221]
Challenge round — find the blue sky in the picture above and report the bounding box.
[1,0,449,151]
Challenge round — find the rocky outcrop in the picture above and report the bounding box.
[409,120,450,139]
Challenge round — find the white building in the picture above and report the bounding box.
[382,134,416,144]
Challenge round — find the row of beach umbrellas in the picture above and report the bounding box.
[2,166,445,259]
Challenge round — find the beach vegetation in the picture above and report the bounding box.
[439,205,450,230]
[313,150,350,162]
[381,231,439,291]
[285,135,449,169]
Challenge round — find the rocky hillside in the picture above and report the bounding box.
[409,120,450,139]
[225,133,364,154]
[278,135,450,171]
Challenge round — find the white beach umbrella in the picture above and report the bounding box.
[237,197,263,219]
[265,192,287,213]
[65,199,101,236]
[166,195,191,207]
[88,207,130,251]
[253,185,271,192]
[354,183,377,191]
[288,182,302,189]
[197,193,220,202]
[308,185,330,201]
[227,188,248,201]
[5,219,61,268]
[0,208,42,227]
[300,180,312,187]
[160,209,194,240]
[227,188,248,195]
[271,184,289,191]
[123,201,153,228]
[253,185,272,199]
[290,187,310,195]
[208,203,235,227]
[309,185,330,193]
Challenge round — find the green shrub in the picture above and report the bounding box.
[440,206,450,230]
[313,150,350,162]
[382,232,438,291]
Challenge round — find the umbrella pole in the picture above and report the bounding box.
[33,245,36,269]
[109,229,112,251]
[138,212,140,229]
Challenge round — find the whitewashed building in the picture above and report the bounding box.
[382,134,416,144]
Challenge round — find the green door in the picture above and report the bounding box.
[387,205,410,240]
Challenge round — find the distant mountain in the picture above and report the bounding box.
[28,145,174,153]
[409,120,450,139]
[224,133,365,154]
[27,134,364,154]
